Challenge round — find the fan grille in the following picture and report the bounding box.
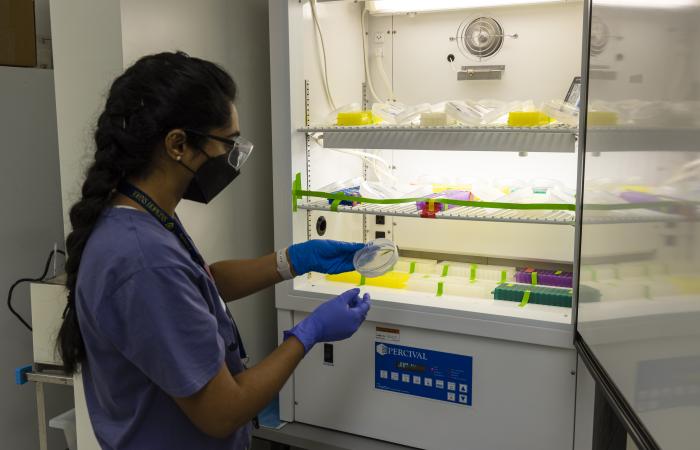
[590,16,609,57]
[459,17,504,61]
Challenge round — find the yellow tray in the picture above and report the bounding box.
[508,111,553,127]
[326,271,410,289]
[337,111,382,126]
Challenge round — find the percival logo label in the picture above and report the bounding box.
[376,344,428,361]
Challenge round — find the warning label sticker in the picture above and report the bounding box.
[376,326,400,342]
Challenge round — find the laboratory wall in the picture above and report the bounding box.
[119,0,276,365]
[0,67,73,449]
[49,0,124,238]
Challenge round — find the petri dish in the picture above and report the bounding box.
[353,238,399,278]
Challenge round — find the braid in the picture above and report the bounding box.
[59,139,122,373]
[56,51,237,374]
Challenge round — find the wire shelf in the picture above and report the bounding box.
[298,199,575,225]
[298,200,689,225]
[299,124,577,153]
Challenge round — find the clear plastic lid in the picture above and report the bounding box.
[353,238,399,278]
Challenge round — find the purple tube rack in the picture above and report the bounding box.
[515,268,573,288]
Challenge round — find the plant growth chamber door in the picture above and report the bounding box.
[575,1,700,449]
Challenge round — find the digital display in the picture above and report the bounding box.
[396,361,426,373]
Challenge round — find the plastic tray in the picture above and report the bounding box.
[515,268,573,288]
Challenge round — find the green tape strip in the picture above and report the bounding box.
[330,199,341,212]
[409,262,416,274]
[500,270,507,284]
[441,265,449,277]
[292,175,700,213]
[359,275,366,286]
[291,173,302,212]
[519,290,531,307]
[437,281,444,297]
[470,264,477,282]
[294,187,575,211]
[531,272,538,285]
[555,270,562,275]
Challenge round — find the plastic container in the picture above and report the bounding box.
[416,190,473,213]
[515,268,573,288]
[476,265,517,282]
[587,110,619,126]
[323,103,361,125]
[493,283,574,308]
[436,262,515,283]
[542,100,579,126]
[336,111,382,126]
[584,281,648,302]
[420,112,456,127]
[353,238,399,278]
[406,275,441,294]
[326,271,410,289]
[372,102,432,125]
[445,101,487,126]
[579,265,619,282]
[393,258,437,274]
[507,111,553,127]
[49,409,77,450]
[435,262,472,278]
[442,279,498,299]
[366,271,411,289]
[326,271,362,284]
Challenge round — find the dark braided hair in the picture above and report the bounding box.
[58,52,237,374]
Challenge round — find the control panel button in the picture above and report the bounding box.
[413,376,421,385]
[424,378,433,387]
[402,374,410,383]
[447,392,456,402]
[447,382,456,391]
[459,394,468,404]
[380,370,388,379]
[459,384,468,393]
[435,380,445,389]
[391,372,399,381]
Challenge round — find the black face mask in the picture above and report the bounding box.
[182,153,239,204]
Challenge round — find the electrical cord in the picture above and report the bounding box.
[6,248,65,331]
[361,7,383,104]
[310,0,337,110]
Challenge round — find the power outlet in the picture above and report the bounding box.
[374,32,385,44]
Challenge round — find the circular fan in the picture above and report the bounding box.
[590,16,609,57]
[456,17,505,61]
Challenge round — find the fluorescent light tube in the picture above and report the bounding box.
[367,0,563,15]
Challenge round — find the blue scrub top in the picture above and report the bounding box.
[76,207,252,450]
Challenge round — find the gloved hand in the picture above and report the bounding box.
[288,239,365,276]
[284,288,371,353]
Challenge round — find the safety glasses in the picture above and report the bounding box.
[185,129,254,170]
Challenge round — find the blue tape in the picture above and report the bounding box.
[15,364,32,385]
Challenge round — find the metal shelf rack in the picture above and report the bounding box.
[299,124,577,153]
[298,199,689,226]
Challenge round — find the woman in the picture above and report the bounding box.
[57,51,370,450]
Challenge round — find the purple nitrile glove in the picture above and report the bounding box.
[284,288,371,353]
[288,239,365,276]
